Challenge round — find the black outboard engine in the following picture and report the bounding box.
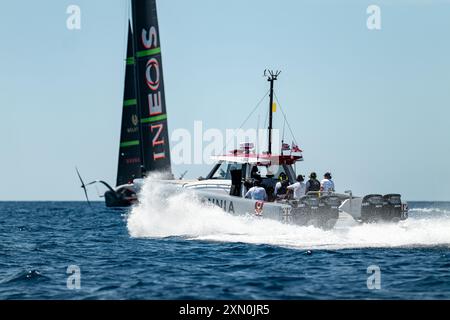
[360,194,407,222]
[320,194,341,224]
[292,194,340,229]
[383,194,406,222]
[361,194,385,222]
[294,195,320,226]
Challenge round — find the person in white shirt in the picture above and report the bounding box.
[320,172,335,192]
[287,175,306,199]
[245,180,268,201]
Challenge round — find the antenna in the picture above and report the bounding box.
[179,170,188,180]
[265,70,281,155]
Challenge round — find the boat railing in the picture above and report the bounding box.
[184,183,231,191]
[305,191,351,200]
[306,191,335,196]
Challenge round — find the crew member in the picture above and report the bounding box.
[250,166,261,181]
[245,180,268,201]
[274,173,289,197]
[287,175,306,199]
[229,165,242,197]
[321,172,335,192]
[305,172,321,194]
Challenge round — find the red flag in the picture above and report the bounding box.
[292,143,302,152]
[282,143,290,151]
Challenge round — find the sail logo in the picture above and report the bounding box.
[145,59,161,92]
[127,114,139,134]
[131,114,139,126]
[125,158,140,164]
[141,25,165,161]
[146,58,162,116]
[141,27,158,49]
[151,124,165,160]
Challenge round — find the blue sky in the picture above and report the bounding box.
[1,0,449,201]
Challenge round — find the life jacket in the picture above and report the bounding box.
[277,180,289,195]
[307,179,321,192]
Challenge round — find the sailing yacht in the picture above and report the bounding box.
[101,0,172,207]
[83,0,408,229]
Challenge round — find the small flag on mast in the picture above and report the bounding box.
[292,142,302,153]
[272,102,277,113]
[282,142,290,151]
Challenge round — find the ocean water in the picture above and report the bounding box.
[1,182,450,299]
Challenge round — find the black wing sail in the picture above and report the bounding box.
[116,23,142,186]
[131,0,172,177]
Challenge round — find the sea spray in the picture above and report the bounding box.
[127,173,257,238]
[3,201,450,299]
[127,176,450,249]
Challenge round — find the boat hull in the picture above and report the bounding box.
[104,190,136,208]
[185,186,341,230]
[103,179,408,230]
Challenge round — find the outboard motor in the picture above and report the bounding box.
[360,194,385,222]
[292,194,340,229]
[293,195,320,226]
[383,194,405,222]
[320,195,341,220]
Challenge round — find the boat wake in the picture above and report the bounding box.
[127,177,450,250]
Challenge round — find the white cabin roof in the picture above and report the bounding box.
[210,155,271,165]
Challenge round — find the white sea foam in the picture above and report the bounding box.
[127,176,450,250]
[408,207,450,215]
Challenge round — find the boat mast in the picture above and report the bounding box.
[265,70,281,155]
[129,5,146,177]
[129,0,172,177]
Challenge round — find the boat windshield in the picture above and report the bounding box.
[210,162,244,180]
[252,165,291,181]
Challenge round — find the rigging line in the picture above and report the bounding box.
[273,92,299,146]
[222,90,270,152]
[263,104,269,131]
[263,103,269,148]
[260,109,269,153]
[237,90,270,131]
[281,97,287,144]
[256,114,260,154]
